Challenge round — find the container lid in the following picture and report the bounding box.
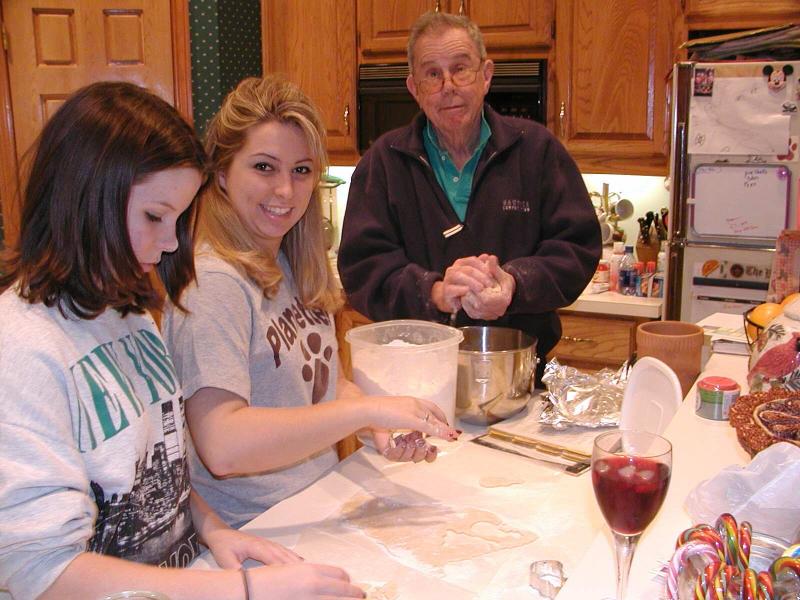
[345,319,463,351]
[697,376,740,391]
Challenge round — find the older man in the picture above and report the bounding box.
[338,11,601,383]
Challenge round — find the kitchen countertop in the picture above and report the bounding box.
[331,251,663,320]
[189,353,751,599]
[557,352,751,599]
[564,288,663,319]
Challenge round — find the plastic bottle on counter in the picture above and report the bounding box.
[618,246,636,296]
[656,247,667,275]
[609,241,625,292]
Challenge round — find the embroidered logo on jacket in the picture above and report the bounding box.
[502,199,531,213]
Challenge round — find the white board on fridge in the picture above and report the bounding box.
[689,163,791,240]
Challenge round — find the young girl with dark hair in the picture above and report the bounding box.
[0,81,364,600]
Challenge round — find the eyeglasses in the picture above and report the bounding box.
[415,64,483,94]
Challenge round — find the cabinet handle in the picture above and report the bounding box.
[434,0,441,12]
[343,103,350,135]
[561,335,595,343]
[559,101,566,138]
[458,0,466,15]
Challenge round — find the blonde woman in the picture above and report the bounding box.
[163,76,459,530]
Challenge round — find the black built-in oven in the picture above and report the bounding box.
[357,59,546,153]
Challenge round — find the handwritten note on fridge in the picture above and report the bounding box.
[691,164,790,239]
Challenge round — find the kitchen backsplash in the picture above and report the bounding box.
[327,166,670,254]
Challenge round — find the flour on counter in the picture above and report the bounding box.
[335,493,537,568]
[478,475,524,488]
[359,581,399,600]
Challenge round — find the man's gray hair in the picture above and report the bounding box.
[407,11,487,68]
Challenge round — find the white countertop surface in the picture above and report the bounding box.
[565,288,663,319]
[557,352,751,599]
[189,352,752,599]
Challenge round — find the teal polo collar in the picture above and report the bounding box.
[423,113,491,221]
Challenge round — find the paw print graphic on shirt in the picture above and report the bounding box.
[301,332,333,404]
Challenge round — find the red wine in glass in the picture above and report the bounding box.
[592,430,672,600]
[592,455,670,535]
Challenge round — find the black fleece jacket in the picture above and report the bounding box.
[338,104,602,366]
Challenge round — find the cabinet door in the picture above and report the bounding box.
[466,0,553,51]
[262,0,358,163]
[554,0,672,175]
[549,313,636,370]
[358,0,434,61]
[684,0,800,28]
[0,0,189,248]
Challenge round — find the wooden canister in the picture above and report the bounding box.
[636,321,704,398]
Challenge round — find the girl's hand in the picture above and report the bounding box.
[205,527,302,569]
[249,563,365,600]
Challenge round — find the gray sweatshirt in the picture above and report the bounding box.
[0,289,198,600]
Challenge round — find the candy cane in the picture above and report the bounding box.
[756,570,773,600]
[678,524,726,562]
[715,513,745,570]
[769,556,800,580]
[666,540,721,600]
[741,568,758,600]
[782,544,800,559]
[738,520,752,570]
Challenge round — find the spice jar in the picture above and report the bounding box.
[696,376,740,420]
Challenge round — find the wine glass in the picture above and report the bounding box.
[592,430,672,600]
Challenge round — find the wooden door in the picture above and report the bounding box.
[554,0,672,175]
[465,0,553,53]
[358,0,433,62]
[262,0,359,165]
[0,0,190,248]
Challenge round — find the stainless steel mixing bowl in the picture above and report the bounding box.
[456,326,537,425]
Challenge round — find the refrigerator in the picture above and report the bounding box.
[666,60,800,323]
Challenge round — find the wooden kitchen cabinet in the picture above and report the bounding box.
[548,311,649,371]
[683,0,800,29]
[358,0,553,64]
[261,0,359,165]
[335,304,373,381]
[553,0,674,176]
[334,304,372,460]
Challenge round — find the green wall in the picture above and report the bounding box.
[190,0,262,136]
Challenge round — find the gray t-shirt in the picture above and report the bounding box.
[163,251,338,528]
[0,290,198,600]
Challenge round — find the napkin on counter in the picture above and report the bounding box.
[684,442,800,543]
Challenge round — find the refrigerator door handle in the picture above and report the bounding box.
[672,121,688,241]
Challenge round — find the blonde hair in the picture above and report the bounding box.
[200,76,342,312]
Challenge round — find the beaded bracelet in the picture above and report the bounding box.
[240,567,251,600]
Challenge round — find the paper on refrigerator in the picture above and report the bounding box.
[688,73,792,155]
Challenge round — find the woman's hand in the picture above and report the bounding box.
[205,527,302,569]
[368,395,459,441]
[249,563,365,599]
[373,429,439,463]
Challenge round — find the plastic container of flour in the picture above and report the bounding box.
[346,320,463,425]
